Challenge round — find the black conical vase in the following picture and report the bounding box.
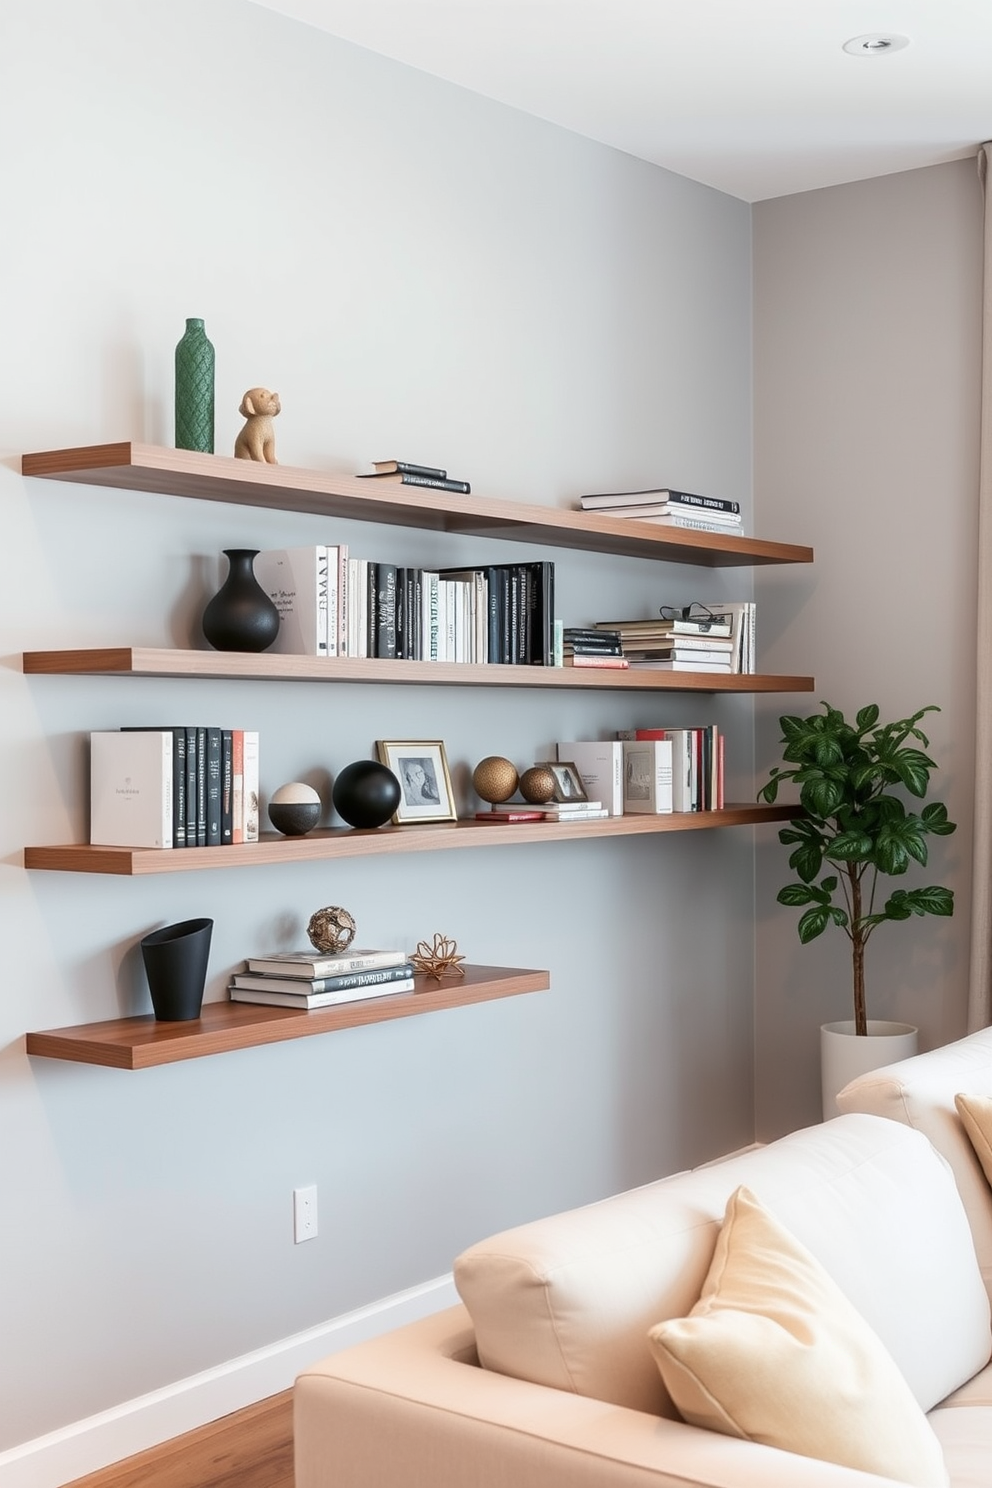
[202,549,280,652]
[140,917,213,1022]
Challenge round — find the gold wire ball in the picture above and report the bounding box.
[519,765,556,804]
[307,905,357,954]
[472,755,519,804]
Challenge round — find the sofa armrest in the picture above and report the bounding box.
[294,1304,913,1488]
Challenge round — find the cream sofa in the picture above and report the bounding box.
[296,1039,992,1488]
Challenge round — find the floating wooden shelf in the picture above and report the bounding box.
[25,964,550,1069]
[21,443,814,569]
[21,647,815,694]
[24,805,797,876]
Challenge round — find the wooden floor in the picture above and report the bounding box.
[65,1391,294,1488]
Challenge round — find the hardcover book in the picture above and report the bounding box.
[230,962,415,996]
[229,977,415,1009]
[622,739,674,815]
[90,730,174,849]
[557,741,624,816]
[254,546,329,656]
[245,948,409,978]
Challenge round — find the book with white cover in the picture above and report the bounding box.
[245,948,409,977]
[556,740,624,816]
[90,730,173,848]
[242,731,259,842]
[254,547,329,655]
[622,740,673,814]
[229,978,415,1009]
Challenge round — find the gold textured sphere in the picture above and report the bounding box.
[519,765,556,804]
[472,755,519,804]
[307,905,357,954]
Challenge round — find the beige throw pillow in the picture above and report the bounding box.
[955,1092,992,1189]
[646,1186,947,1488]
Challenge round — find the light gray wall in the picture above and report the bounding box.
[753,160,983,1138]
[0,0,756,1446]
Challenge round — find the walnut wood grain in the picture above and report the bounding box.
[26,965,550,1068]
[23,804,798,876]
[21,646,814,694]
[21,443,813,568]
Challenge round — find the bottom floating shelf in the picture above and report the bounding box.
[26,964,549,1069]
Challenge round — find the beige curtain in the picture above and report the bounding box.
[969,143,992,1029]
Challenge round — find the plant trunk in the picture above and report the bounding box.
[850,869,867,1036]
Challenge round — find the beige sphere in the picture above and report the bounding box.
[519,765,556,804]
[472,755,519,804]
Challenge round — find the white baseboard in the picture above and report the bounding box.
[0,1273,458,1488]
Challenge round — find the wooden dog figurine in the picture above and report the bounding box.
[234,387,280,463]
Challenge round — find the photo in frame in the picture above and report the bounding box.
[375,740,456,824]
[539,760,590,803]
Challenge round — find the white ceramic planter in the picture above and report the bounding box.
[820,1020,919,1120]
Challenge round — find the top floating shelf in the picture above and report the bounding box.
[21,443,813,569]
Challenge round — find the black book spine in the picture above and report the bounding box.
[666,490,741,514]
[375,562,397,658]
[184,727,197,847]
[411,569,423,660]
[396,472,470,493]
[220,729,233,845]
[395,566,407,660]
[195,724,207,847]
[366,562,377,659]
[205,727,222,846]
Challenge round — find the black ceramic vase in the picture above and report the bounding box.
[140,917,213,1022]
[202,549,280,652]
[332,760,402,828]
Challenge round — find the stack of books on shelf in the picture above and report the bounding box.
[357,459,472,495]
[475,800,608,823]
[90,727,259,850]
[255,543,555,666]
[229,947,416,1009]
[591,602,755,674]
[561,627,629,669]
[577,487,744,535]
[617,726,724,812]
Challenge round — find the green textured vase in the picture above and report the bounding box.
[175,317,215,453]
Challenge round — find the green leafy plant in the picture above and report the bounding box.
[758,703,956,1036]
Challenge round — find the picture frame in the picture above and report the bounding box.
[375,740,457,824]
[538,760,589,803]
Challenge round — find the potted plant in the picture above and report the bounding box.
[758,702,956,1111]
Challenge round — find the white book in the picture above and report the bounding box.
[557,740,624,816]
[90,730,173,848]
[335,544,349,658]
[622,740,674,814]
[694,600,756,673]
[230,977,415,1009]
[242,730,260,842]
[254,547,329,655]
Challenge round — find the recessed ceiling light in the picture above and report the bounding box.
[843,33,910,56]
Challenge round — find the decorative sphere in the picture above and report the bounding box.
[267,782,322,837]
[307,905,357,954]
[519,765,557,804]
[332,759,402,829]
[472,755,518,804]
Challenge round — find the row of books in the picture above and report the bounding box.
[89,728,259,850]
[255,545,555,666]
[229,946,415,1009]
[582,604,756,674]
[577,486,744,536]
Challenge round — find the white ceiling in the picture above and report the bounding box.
[252,0,992,201]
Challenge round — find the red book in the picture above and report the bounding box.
[563,655,630,668]
[474,810,547,823]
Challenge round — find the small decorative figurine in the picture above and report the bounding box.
[411,933,466,981]
[267,782,322,836]
[234,387,281,463]
[307,905,357,955]
[519,765,557,804]
[472,755,519,804]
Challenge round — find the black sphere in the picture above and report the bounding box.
[332,760,402,829]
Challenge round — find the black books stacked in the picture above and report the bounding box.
[359,460,471,495]
[577,488,743,535]
[562,627,628,670]
[229,948,415,1008]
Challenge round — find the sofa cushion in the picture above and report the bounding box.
[647,1186,948,1488]
[956,1093,992,1190]
[454,1113,990,1418]
[837,1027,992,1298]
